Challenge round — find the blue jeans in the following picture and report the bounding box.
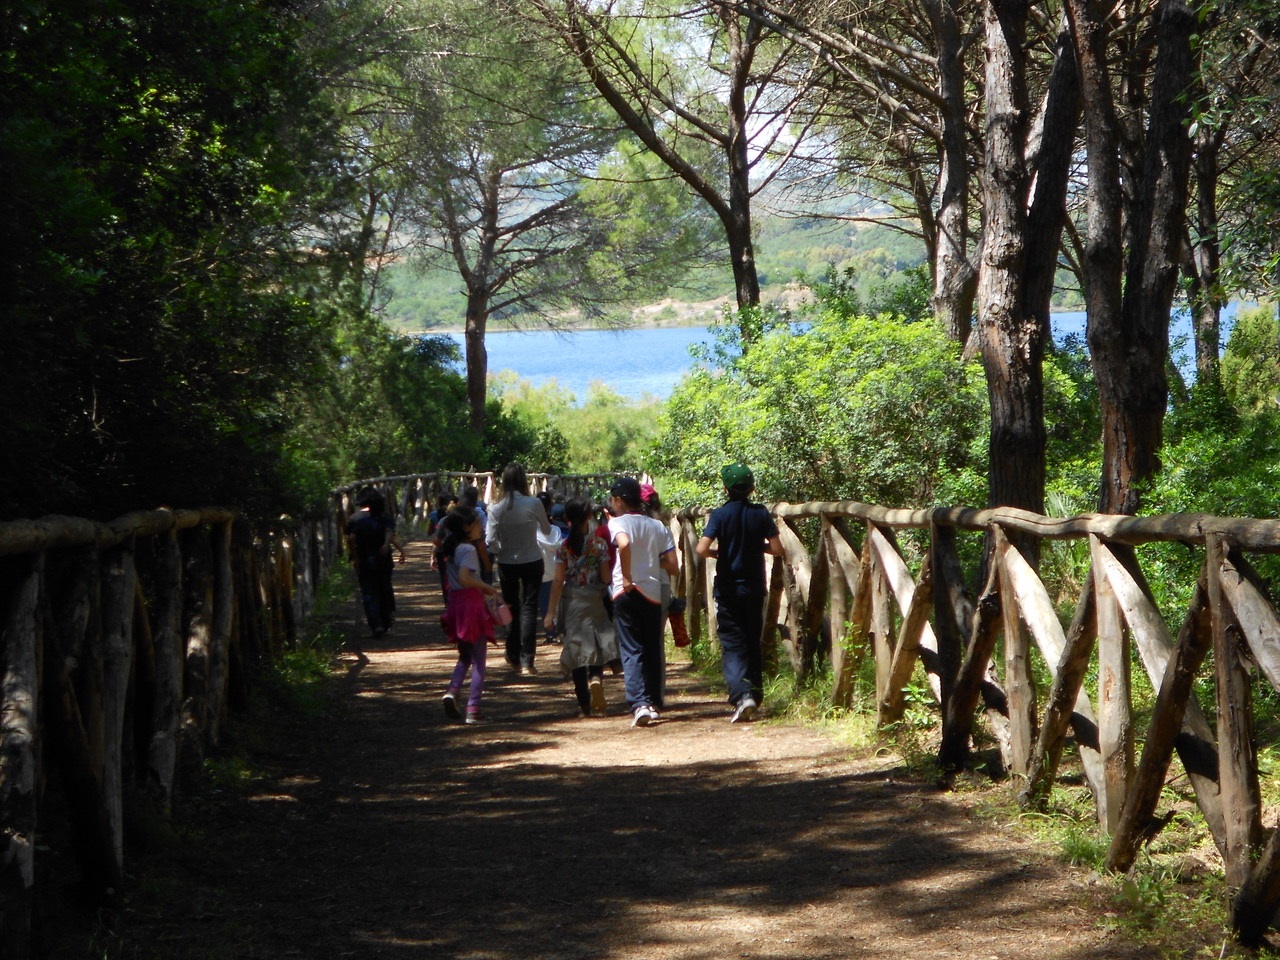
[715,586,764,706]
[613,590,665,711]
[498,559,543,667]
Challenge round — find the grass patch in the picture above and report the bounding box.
[950,767,1238,957]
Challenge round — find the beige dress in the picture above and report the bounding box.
[556,536,620,673]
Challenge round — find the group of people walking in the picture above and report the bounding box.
[351,460,782,730]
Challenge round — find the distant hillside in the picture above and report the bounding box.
[377,214,927,332]
[375,212,1089,331]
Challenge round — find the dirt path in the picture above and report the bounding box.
[107,554,1165,960]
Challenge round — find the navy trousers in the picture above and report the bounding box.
[715,585,765,706]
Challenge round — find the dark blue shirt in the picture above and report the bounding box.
[703,500,779,597]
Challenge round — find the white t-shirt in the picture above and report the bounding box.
[607,512,675,604]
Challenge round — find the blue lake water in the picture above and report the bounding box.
[445,305,1240,404]
[444,325,720,403]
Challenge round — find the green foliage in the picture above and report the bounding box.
[283,326,482,499]
[1220,303,1280,413]
[650,288,988,508]
[809,262,932,322]
[1,0,355,518]
[1133,311,1280,619]
[487,374,661,474]
[577,141,721,302]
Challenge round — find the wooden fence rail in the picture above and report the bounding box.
[0,507,338,959]
[664,499,1280,946]
[8,475,1280,950]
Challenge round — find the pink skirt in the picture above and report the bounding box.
[443,587,494,645]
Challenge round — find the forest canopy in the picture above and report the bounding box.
[4,0,1280,525]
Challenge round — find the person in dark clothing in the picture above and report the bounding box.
[695,464,783,722]
[346,487,405,644]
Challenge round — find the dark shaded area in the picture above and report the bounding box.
[35,560,1162,960]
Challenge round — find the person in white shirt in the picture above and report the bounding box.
[485,463,552,674]
[606,476,678,727]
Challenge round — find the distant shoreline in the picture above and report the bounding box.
[399,294,1099,337]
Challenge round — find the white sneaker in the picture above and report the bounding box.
[730,697,758,723]
[631,705,659,727]
[442,692,461,720]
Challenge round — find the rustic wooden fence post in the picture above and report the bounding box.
[1094,544,1227,851]
[821,518,849,693]
[1090,535,1133,833]
[938,561,1002,771]
[100,543,137,884]
[1107,574,1212,871]
[146,529,183,810]
[178,527,213,785]
[206,521,234,748]
[930,520,970,714]
[0,555,42,960]
[861,524,893,719]
[996,528,1036,778]
[1018,574,1096,808]
[1209,533,1262,889]
[878,553,934,723]
[1002,532,1109,816]
[833,525,872,709]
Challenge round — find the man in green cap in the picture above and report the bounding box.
[695,464,783,722]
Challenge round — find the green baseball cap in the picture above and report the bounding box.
[721,463,754,491]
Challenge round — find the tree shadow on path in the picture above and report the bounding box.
[111,551,1160,960]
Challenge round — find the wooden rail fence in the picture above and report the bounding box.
[666,499,1280,945]
[0,507,338,959]
[7,475,1280,949]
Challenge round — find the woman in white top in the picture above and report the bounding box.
[607,476,678,726]
[485,462,552,674]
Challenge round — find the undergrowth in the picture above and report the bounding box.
[672,617,1271,958]
[976,778,1239,959]
[204,566,354,788]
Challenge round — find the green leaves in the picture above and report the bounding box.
[650,296,987,508]
[1,0,354,518]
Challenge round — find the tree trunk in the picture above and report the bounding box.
[1186,119,1223,382]
[721,7,762,324]
[977,0,1046,532]
[458,169,500,436]
[464,292,489,436]
[1069,0,1196,514]
[0,557,41,960]
[925,0,977,343]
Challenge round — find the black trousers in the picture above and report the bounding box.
[498,559,544,667]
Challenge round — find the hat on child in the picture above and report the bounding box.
[720,463,754,492]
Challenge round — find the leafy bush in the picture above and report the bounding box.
[649,292,987,509]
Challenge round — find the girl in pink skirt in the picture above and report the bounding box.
[439,507,502,724]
